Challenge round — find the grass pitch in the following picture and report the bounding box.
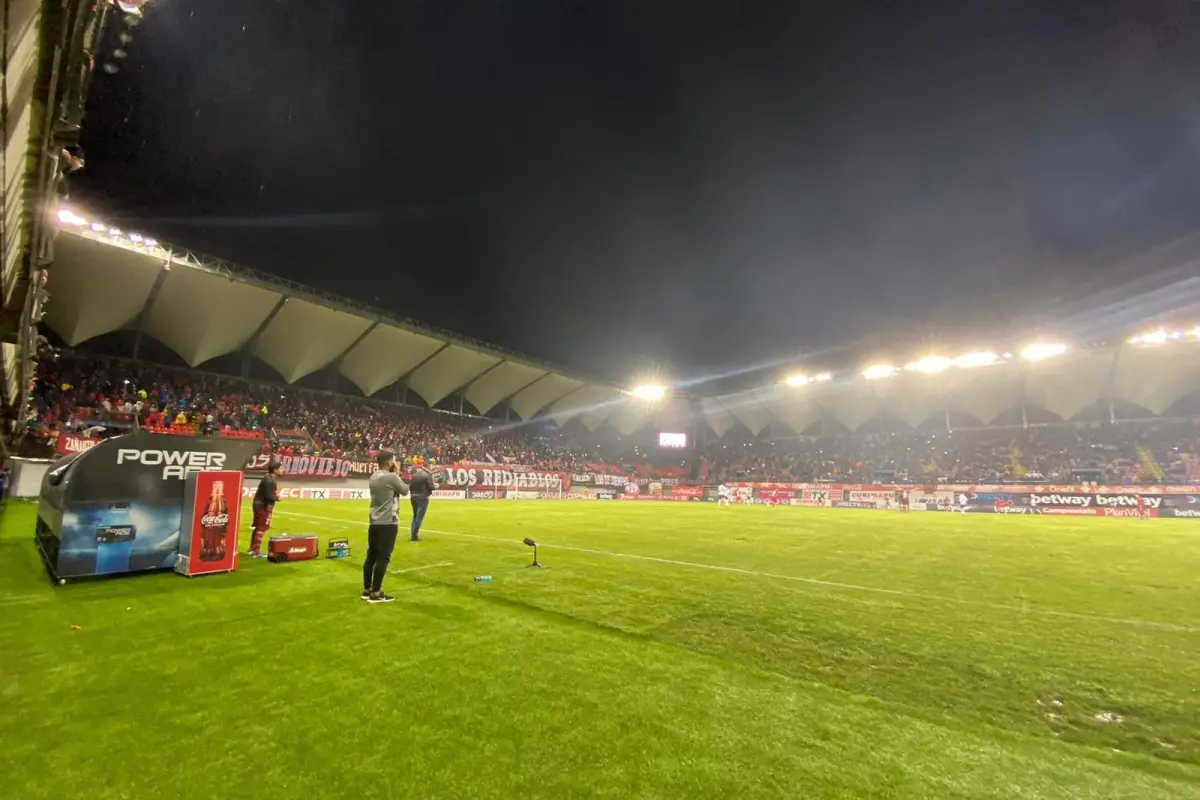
[2,499,1200,799]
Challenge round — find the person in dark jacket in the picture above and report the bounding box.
[407,458,438,541]
[248,460,281,558]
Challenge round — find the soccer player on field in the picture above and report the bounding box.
[248,459,280,559]
[717,483,731,506]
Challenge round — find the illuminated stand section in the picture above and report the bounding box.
[35,432,261,584]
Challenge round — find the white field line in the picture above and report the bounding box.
[392,562,453,575]
[277,510,1200,634]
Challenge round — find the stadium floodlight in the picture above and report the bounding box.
[107,227,122,237]
[813,372,832,382]
[116,0,153,14]
[1130,329,1169,346]
[862,364,897,380]
[128,233,143,243]
[953,351,999,368]
[89,222,106,232]
[631,384,666,401]
[904,356,952,374]
[784,374,808,387]
[1020,343,1068,361]
[57,208,87,226]
[144,238,158,247]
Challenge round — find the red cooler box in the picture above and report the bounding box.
[175,470,244,577]
[267,534,319,563]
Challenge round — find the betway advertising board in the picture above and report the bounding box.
[724,482,1200,518]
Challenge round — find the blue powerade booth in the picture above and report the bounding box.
[35,432,262,584]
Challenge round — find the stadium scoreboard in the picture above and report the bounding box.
[658,432,687,449]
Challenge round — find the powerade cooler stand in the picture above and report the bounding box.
[34,432,261,585]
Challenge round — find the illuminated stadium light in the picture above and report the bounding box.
[631,384,666,401]
[107,227,122,237]
[783,374,808,387]
[144,238,158,247]
[903,356,952,374]
[116,0,153,14]
[813,372,832,382]
[90,222,106,232]
[862,364,897,380]
[953,351,998,368]
[1020,343,1068,362]
[1130,329,1169,345]
[57,208,87,226]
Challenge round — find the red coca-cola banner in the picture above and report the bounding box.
[670,485,705,500]
[177,471,244,577]
[55,433,99,456]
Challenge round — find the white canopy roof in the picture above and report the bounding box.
[705,342,1200,435]
[44,226,1200,437]
[44,228,644,424]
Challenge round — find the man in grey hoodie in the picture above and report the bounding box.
[362,451,409,603]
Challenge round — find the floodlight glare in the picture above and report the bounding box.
[1020,343,1068,361]
[631,384,666,401]
[904,356,952,374]
[784,374,808,387]
[862,364,896,380]
[1132,329,1169,346]
[813,372,832,382]
[90,222,105,232]
[953,351,998,368]
[144,238,158,247]
[57,208,87,226]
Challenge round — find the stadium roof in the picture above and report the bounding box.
[45,221,696,433]
[46,214,1200,439]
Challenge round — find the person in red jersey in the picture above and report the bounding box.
[248,460,280,558]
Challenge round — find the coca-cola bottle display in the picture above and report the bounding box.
[200,480,229,562]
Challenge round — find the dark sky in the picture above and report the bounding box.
[73,0,1200,386]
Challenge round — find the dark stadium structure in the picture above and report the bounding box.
[45,218,1200,439]
[1,0,131,452]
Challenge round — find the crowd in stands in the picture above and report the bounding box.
[26,351,1200,485]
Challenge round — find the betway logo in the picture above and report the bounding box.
[1029,493,1159,508]
[117,449,226,480]
[1030,494,1092,507]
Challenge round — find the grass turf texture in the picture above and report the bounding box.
[2,500,1199,799]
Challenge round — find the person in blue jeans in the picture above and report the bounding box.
[407,459,437,541]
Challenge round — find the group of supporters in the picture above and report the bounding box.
[26,350,1200,485]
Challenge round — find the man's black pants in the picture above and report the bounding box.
[363,523,399,593]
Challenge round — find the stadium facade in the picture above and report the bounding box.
[47,219,1200,439]
[2,0,121,448]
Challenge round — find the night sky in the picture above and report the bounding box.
[72,0,1200,387]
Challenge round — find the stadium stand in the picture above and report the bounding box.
[29,349,1200,485]
[33,210,1200,486]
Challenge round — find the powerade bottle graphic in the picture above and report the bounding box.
[199,481,229,562]
[95,502,137,575]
